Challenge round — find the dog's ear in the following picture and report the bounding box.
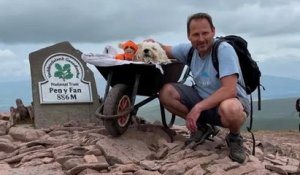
[155,44,170,64]
[134,46,143,62]
[135,43,142,53]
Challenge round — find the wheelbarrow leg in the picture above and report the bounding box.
[131,74,141,108]
[103,71,113,101]
[159,101,176,142]
[159,102,175,128]
[95,71,113,116]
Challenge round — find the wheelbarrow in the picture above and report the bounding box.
[94,61,187,137]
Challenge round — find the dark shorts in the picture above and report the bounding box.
[171,83,250,127]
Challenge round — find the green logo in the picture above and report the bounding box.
[54,63,73,81]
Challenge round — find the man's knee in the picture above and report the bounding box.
[220,99,243,116]
[159,84,172,94]
[159,84,178,101]
[219,99,246,125]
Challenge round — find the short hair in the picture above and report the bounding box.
[187,12,215,35]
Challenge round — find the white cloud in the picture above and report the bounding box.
[0,0,299,82]
[0,49,30,81]
[215,1,300,37]
[1,0,297,44]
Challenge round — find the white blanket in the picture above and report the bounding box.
[81,52,146,67]
[81,46,164,73]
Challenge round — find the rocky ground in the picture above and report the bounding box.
[0,112,299,175]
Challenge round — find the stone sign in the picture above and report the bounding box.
[29,41,101,128]
[39,53,93,104]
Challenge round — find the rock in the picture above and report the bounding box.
[265,164,289,175]
[9,126,46,142]
[10,98,33,126]
[20,151,53,164]
[63,157,85,170]
[0,138,17,153]
[15,99,30,121]
[84,154,98,163]
[0,112,11,120]
[0,163,11,170]
[77,168,100,175]
[225,162,263,175]
[66,163,109,175]
[0,162,64,175]
[183,164,205,175]
[134,170,161,175]
[0,118,299,175]
[206,159,240,173]
[0,120,10,135]
[110,163,140,173]
[163,163,186,175]
[139,160,160,171]
[154,147,168,159]
[96,130,154,165]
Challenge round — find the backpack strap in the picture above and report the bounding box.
[212,38,249,92]
[246,93,256,155]
[296,98,300,112]
[212,38,256,155]
[179,47,194,84]
[258,80,261,110]
[187,47,194,67]
[211,39,223,78]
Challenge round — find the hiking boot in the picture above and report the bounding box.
[206,125,220,142]
[226,133,246,163]
[185,124,214,146]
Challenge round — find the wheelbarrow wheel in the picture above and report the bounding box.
[103,84,132,137]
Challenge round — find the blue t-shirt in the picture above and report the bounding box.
[171,40,248,100]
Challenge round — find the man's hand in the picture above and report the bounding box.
[186,106,201,132]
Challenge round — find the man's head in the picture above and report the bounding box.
[187,12,215,57]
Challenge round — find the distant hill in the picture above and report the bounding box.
[1,74,300,108]
[137,96,300,131]
[258,75,300,99]
[0,76,299,130]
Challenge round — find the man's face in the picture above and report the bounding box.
[188,18,215,57]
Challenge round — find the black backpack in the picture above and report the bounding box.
[296,98,300,112]
[187,35,262,155]
[296,98,300,131]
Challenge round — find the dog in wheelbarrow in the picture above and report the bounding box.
[134,41,171,64]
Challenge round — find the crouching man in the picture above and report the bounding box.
[156,12,250,163]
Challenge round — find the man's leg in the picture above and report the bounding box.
[218,98,246,133]
[160,83,214,146]
[159,83,189,119]
[218,98,247,163]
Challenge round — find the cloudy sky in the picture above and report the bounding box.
[1,0,300,82]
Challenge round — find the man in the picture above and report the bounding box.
[157,12,250,163]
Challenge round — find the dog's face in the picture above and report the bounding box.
[134,41,170,64]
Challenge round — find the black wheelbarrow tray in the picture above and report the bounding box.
[94,61,185,137]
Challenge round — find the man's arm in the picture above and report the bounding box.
[196,74,238,111]
[160,44,174,59]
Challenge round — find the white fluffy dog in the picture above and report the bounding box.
[134,41,171,64]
